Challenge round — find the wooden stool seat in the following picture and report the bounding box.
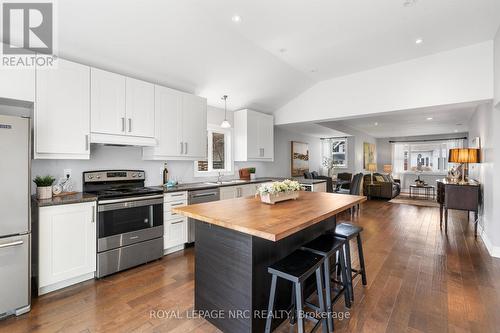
[334,223,363,240]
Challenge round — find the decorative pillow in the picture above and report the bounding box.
[375,175,385,182]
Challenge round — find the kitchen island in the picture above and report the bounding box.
[173,191,366,333]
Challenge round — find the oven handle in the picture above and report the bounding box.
[98,194,164,205]
[98,196,163,212]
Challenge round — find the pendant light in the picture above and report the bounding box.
[220,95,231,128]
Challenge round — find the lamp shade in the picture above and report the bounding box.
[448,148,480,163]
[367,163,377,172]
[383,164,392,173]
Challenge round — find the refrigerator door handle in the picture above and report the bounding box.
[0,240,24,249]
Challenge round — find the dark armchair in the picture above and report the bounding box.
[304,171,334,193]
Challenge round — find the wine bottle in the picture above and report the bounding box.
[163,162,169,185]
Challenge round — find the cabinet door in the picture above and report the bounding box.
[241,184,258,197]
[152,86,183,157]
[246,111,261,159]
[90,68,126,135]
[35,59,90,159]
[220,186,237,200]
[39,202,96,288]
[259,113,274,160]
[182,94,207,158]
[125,78,155,138]
[164,217,187,249]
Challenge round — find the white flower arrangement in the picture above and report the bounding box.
[257,179,303,195]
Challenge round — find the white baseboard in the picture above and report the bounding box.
[478,224,500,258]
[163,244,185,255]
[38,272,95,296]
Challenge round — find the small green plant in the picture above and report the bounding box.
[33,175,55,187]
[248,167,256,174]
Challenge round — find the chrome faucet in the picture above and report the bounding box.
[217,172,223,184]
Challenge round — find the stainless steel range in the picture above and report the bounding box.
[83,170,163,278]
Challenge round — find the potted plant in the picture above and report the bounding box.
[33,175,55,200]
[248,167,256,180]
[257,179,303,204]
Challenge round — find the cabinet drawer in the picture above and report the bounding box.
[164,217,187,249]
[164,191,188,202]
[164,200,187,220]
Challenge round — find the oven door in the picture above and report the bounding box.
[97,195,163,252]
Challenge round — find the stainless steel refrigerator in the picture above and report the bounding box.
[0,115,31,318]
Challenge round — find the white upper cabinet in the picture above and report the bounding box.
[90,69,155,146]
[234,109,274,162]
[125,77,155,138]
[0,44,35,103]
[143,86,207,160]
[90,68,126,135]
[35,58,90,159]
[182,93,207,158]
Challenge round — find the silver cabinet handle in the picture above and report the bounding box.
[121,117,125,132]
[262,148,265,157]
[0,240,23,249]
[185,142,188,155]
[171,219,184,225]
[86,134,90,151]
[171,193,184,197]
[128,118,132,132]
[180,142,184,154]
[91,205,95,223]
[129,236,139,240]
[170,202,185,207]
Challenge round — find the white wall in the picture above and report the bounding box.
[468,102,498,257]
[30,105,322,192]
[495,25,500,108]
[275,42,494,125]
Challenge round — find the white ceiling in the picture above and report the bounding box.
[12,1,500,112]
[318,102,484,138]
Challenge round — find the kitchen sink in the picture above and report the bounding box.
[204,179,248,185]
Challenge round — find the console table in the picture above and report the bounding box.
[436,179,480,236]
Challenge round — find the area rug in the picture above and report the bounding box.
[389,193,440,208]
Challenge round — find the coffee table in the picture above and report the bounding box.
[409,184,435,200]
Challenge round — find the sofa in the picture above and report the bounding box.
[304,171,334,193]
[363,173,400,199]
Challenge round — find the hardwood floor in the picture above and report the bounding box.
[2,200,500,333]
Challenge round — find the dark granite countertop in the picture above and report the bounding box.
[162,177,326,193]
[32,192,97,207]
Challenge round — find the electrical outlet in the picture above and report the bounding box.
[64,169,72,179]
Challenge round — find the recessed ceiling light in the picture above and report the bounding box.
[426,117,433,120]
[415,38,423,44]
[374,122,378,126]
[231,15,241,23]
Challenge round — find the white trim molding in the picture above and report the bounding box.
[478,223,500,258]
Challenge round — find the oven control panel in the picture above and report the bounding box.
[83,170,145,182]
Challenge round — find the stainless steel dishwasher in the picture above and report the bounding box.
[187,188,220,243]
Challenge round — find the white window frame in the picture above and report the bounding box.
[322,137,349,169]
[194,124,234,177]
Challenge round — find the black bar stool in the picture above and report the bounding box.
[334,223,367,302]
[301,233,351,333]
[265,249,328,333]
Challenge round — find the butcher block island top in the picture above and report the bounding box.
[172,191,366,241]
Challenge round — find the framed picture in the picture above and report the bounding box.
[291,141,309,177]
[363,142,376,170]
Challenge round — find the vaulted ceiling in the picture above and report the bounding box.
[47,1,500,112]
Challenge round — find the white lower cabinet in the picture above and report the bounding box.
[219,184,259,200]
[163,192,188,254]
[38,202,96,295]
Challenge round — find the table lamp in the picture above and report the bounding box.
[448,148,479,184]
[367,163,377,184]
[383,164,392,175]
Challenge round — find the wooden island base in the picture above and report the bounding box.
[195,216,336,333]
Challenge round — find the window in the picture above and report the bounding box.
[195,125,233,176]
[391,138,465,175]
[321,137,348,168]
